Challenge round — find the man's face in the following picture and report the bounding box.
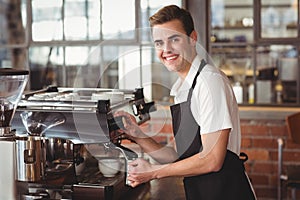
[152,19,197,75]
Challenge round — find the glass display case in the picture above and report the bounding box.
[209,0,300,106]
[260,0,297,39]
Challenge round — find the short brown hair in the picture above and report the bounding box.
[149,5,195,36]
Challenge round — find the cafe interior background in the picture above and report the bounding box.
[1,0,300,199]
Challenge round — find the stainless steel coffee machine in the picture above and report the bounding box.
[12,86,155,200]
[0,68,29,200]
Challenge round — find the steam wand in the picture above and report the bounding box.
[103,142,137,161]
[103,142,138,186]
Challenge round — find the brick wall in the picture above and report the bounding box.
[123,108,300,200]
[241,119,300,200]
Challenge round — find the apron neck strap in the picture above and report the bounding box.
[187,59,207,100]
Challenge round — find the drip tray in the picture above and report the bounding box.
[76,166,124,185]
[73,166,129,200]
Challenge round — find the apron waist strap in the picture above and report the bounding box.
[222,150,245,171]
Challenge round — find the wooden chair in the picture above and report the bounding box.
[277,112,300,200]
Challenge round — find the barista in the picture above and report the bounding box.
[114,5,256,200]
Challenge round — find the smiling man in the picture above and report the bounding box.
[152,19,197,78]
[114,5,256,200]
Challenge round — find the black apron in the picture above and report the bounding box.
[170,59,256,200]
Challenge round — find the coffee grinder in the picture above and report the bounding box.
[0,68,29,200]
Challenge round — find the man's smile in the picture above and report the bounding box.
[164,54,179,61]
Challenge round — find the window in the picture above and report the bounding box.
[0,0,183,101]
[209,0,300,105]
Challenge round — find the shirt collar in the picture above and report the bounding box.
[170,56,202,97]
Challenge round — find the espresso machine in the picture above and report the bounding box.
[0,68,29,200]
[11,86,156,199]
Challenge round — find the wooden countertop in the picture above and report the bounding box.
[156,101,300,120]
[239,106,300,120]
[124,177,186,200]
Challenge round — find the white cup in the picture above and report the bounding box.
[98,158,121,177]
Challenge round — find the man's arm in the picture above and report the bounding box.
[154,128,230,178]
[127,128,230,187]
[114,110,178,163]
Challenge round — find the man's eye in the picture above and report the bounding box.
[171,38,179,43]
[154,42,163,48]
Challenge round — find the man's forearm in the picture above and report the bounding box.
[134,136,178,164]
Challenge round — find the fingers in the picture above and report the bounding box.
[127,158,151,174]
[127,160,139,174]
[114,110,137,121]
[113,110,128,117]
[113,111,137,127]
[127,171,143,188]
[127,166,140,188]
[113,111,133,121]
[126,177,140,188]
[128,158,146,169]
[126,159,153,188]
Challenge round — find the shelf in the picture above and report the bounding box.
[218,4,292,9]
[223,4,252,9]
[209,0,300,106]
[261,4,294,8]
[211,46,252,55]
[220,68,254,77]
[212,25,253,30]
[211,42,252,47]
[286,23,297,29]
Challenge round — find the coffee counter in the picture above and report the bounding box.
[154,102,300,120]
[124,177,186,200]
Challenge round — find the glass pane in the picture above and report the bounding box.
[211,45,253,104]
[102,0,135,39]
[63,45,141,89]
[256,45,297,104]
[212,46,252,75]
[29,46,64,90]
[88,45,141,89]
[211,0,253,43]
[0,47,28,69]
[65,47,89,66]
[64,17,88,40]
[140,0,182,42]
[32,0,63,41]
[0,48,11,67]
[261,0,297,38]
[117,46,141,89]
[32,21,63,41]
[66,46,103,88]
[64,0,100,40]
[65,0,87,40]
[0,0,27,45]
[87,0,101,40]
[140,0,182,15]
